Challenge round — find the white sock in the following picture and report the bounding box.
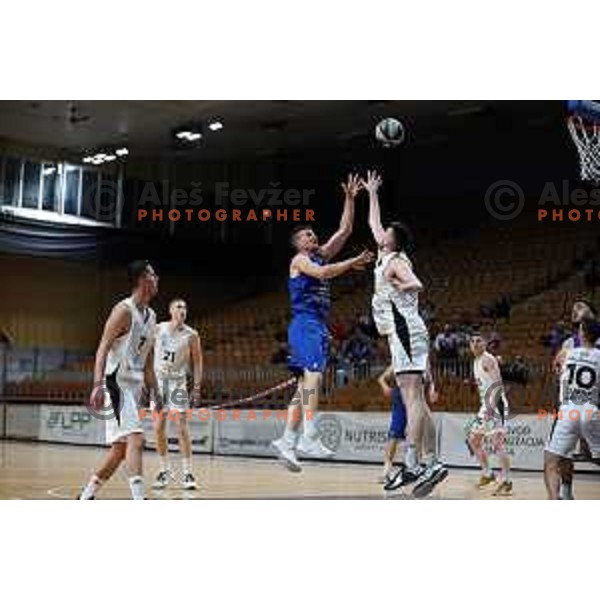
[405,444,418,469]
[397,441,407,464]
[282,426,299,447]
[303,415,318,439]
[128,475,145,500]
[159,455,170,472]
[482,467,493,477]
[422,452,436,467]
[182,457,192,475]
[560,482,573,499]
[80,474,103,500]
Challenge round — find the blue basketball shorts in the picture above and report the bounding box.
[288,315,329,375]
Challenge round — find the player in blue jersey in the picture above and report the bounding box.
[377,365,408,484]
[271,174,373,472]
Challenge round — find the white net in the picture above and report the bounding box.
[567,114,600,182]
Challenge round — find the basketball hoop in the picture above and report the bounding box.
[566,101,600,182]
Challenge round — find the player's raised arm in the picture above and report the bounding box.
[293,250,373,281]
[362,170,386,247]
[189,330,203,406]
[319,173,361,260]
[90,303,130,410]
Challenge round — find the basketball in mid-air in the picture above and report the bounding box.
[375,117,405,147]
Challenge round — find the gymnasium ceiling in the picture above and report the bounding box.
[0,100,560,162]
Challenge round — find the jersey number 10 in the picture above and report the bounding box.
[565,363,596,389]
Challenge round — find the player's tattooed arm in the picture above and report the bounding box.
[90,303,131,410]
[293,250,373,280]
[362,170,386,247]
[190,330,203,407]
[319,173,361,260]
[387,258,423,292]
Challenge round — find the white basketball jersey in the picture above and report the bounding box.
[154,322,195,381]
[559,346,600,407]
[372,250,426,336]
[473,352,498,409]
[105,297,156,384]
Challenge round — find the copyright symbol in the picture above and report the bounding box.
[484,180,524,221]
[84,381,118,422]
[85,180,119,221]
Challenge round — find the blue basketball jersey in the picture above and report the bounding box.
[288,252,331,321]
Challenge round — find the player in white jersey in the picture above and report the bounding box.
[152,298,203,491]
[79,260,158,500]
[466,333,512,496]
[362,170,447,498]
[551,299,597,499]
[545,317,600,499]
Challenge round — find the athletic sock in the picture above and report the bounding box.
[182,457,192,475]
[560,482,573,500]
[80,474,103,499]
[303,413,318,439]
[128,475,145,500]
[405,444,418,469]
[422,453,436,468]
[159,455,170,472]
[282,426,299,447]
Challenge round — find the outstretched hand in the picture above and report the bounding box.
[341,173,362,199]
[360,170,382,195]
[352,249,375,270]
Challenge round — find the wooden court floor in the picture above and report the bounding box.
[1,440,599,499]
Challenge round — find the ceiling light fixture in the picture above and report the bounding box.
[174,124,203,143]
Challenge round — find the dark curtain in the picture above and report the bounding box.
[0,214,110,260]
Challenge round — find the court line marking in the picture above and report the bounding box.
[47,486,74,499]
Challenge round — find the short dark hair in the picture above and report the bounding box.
[290,225,314,248]
[169,297,186,308]
[389,221,414,253]
[574,298,597,317]
[580,316,600,345]
[127,260,151,287]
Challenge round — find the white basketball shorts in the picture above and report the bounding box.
[545,402,600,459]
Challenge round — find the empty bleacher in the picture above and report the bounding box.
[4,219,600,412]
